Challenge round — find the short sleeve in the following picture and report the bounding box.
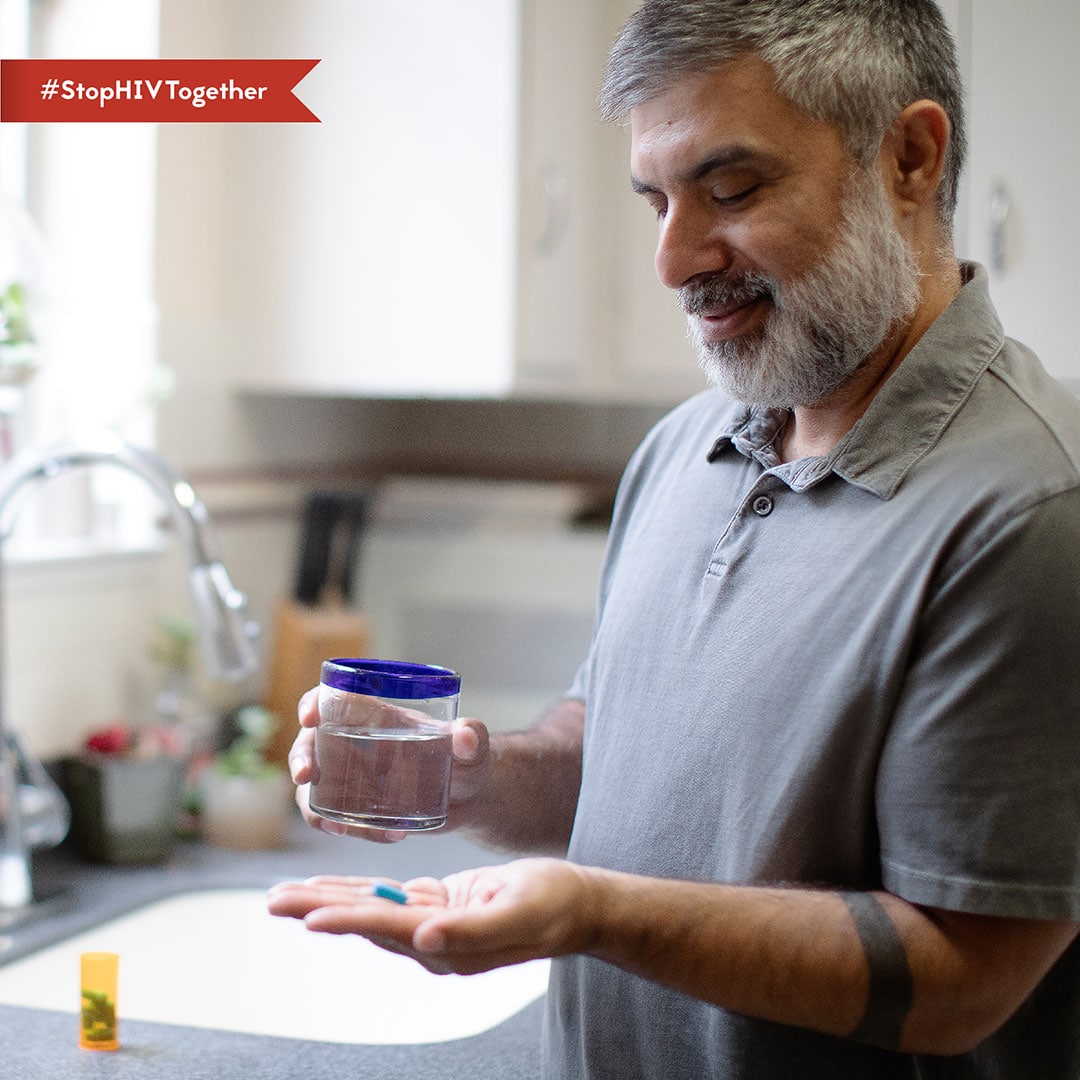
[878,486,1080,919]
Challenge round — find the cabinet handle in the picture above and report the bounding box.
[535,161,569,257]
[988,181,1010,274]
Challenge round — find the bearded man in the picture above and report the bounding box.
[272,3,1080,1077]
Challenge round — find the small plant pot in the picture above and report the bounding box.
[199,768,293,850]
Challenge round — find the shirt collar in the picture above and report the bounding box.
[707,263,1004,499]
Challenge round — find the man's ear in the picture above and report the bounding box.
[881,100,951,218]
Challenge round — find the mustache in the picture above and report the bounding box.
[678,272,775,316]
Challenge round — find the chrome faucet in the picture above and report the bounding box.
[0,433,260,908]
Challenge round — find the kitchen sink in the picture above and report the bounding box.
[0,886,550,1044]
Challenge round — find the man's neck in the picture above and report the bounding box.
[778,258,963,463]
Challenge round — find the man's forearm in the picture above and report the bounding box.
[458,697,584,856]
[579,869,1077,1055]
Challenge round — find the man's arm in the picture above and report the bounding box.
[270,856,1077,1054]
[451,696,584,856]
[581,870,1078,1055]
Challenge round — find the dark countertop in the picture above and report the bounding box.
[0,817,545,1079]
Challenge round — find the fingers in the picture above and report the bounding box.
[298,685,321,727]
[286,687,321,784]
[268,875,449,919]
[267,876,449,962]
[409,910,550,974]
[451,717,487,763]
[287,732,315,785]
[288,688,409,843]
[293,784,409,842]
[448,718,491,810]
[267,874,490,974]
[267,863,571,977]
[268,875,398,918]
[294,782,345,836]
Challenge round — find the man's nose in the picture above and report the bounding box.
[654,205,733,291]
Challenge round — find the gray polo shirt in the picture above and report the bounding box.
[545,264,1080,1079]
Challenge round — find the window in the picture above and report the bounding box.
[1,0,162,554]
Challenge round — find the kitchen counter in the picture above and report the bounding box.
[0,816,545,1078]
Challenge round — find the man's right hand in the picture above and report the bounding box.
[287,685,493,843]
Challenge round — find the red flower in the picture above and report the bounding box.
[84,723,133,756]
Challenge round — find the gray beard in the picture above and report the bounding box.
[680,170,922,409]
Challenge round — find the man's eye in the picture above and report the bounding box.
[643,197,667,221]
[714,185,759,207]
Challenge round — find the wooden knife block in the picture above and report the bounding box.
[262,598,371,767]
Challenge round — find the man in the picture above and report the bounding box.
[269,2,1080,1076]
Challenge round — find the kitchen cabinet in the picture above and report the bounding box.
[952,0,1080,385]
[167,0,1080,419]
[227,0,700,404]
[513,0,699,403]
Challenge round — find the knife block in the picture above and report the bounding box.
[262,598,371,767]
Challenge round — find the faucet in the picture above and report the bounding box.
[0,433,261,909]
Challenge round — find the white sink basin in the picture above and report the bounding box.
[0,887,550,1044]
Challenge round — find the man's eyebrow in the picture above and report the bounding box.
[631,175,663,196]
[631,144,782,195]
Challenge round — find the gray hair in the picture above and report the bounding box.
[600,0,966,230]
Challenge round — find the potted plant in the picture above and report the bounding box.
[0,280,38,386]
[0,198,48,461]
[62,720,189,865]
[199,705,293,850]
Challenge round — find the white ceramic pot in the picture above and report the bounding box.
[199,768,293,850]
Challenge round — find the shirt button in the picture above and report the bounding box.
[752,495,774,517]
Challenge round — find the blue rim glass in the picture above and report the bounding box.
[321,658,460,700]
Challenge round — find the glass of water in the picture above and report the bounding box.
[308,658,460,831]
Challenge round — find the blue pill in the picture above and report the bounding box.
[373,881,408,905]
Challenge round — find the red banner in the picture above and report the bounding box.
[0,59,320,123]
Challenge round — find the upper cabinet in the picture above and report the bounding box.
[513,0,698,403]
[953,0,1080,384]
[221,0,699,404]
[163,2,1080,408]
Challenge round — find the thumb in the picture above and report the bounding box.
[451,717,488,763]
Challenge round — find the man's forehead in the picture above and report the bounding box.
[630,62,792,156]
[629,57,780,126]
[628,58,848,184]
